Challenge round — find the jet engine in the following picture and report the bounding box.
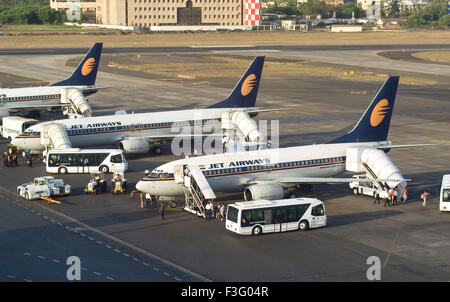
[243,184,285,201]
[119,139,150,155]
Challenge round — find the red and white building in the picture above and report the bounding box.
[244,0,261,26]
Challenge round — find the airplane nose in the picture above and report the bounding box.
[135,180,145,192]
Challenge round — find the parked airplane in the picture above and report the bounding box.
[11,56,266,155]
[136,76,419,200]
[0,43,103,118]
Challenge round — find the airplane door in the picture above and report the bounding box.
[273,207,288,232]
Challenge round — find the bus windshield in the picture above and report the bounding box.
[443,189,450,202]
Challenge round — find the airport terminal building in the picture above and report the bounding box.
[95,0,261,28]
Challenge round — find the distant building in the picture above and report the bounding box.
[95,0,261,28]
[50,0,97,22]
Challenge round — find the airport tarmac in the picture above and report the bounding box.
[0,45,449,282]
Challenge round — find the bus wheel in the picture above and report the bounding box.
[353,188,358,195]
[252,226,262,236]
[58,167,68,174]
[299,220,309,231]
[99,165,109,173]
[25,192,30,200]
[170,201,177,208]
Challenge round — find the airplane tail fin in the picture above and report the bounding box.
[208,56,265,108]
[51,43,103,87]
[328,76,399,144]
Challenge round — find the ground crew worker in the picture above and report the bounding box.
[394,189,399,205]
[2,152,7,166]
[130,189,137,199]
[402,187,408,204]
[220,204,226,221]
[421,191,430,206]
[140,193,145,208]
[373,192,380,204]
[151,195,157,208]
[26,155,32,168]
[160,202,165,220]
[390,189,395,206]
[145,193,151,208]
[12,153,18,166]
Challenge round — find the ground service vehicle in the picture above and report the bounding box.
[440,174,450,212]
[84,172,107,194]
[17,176,71,200]
[226,198,326,235]
[349,175,389,199]
[46,148,127,174]
[111,172,127,194]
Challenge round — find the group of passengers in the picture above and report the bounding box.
[203,200,226,221]
[373,187,408,207]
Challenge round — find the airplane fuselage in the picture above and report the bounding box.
[136,141,388,197]
[11,107,256,151]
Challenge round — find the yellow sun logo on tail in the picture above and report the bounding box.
[241,74,257,96]
[81,57,96,76]
[370,99,390,127]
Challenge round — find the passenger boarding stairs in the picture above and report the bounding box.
[346,146,407,194]
[174,164,216,218]
[221,111,265,153]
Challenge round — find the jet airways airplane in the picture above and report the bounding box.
[11,56,266,155]
[0,43,103,118]
[136,76,417,200]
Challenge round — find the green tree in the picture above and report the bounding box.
[299,0,333,18]
[335,2,365,18]
[406,6,426,27]
[387,0,400,18]
[438,14,450,26]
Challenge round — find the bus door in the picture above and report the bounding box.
[273,207,288,232]
[77,155,88,173]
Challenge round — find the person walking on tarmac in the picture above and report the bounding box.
[421,191,430,207]
[401,187,408,204]
[373,192,381,205]
[160,202,166,220]
[389,188,396,206]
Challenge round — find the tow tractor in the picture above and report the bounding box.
[84,172,107,194]
[111,172,127,194]
[17,176,71,200]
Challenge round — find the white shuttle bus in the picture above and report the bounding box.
[46,148,128,174]
[226,198,326,235]
[440,174,450,212]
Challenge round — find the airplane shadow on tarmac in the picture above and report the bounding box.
[326,210,402,228]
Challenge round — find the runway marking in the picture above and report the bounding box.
[81,268,88,271]
[192,81,209,85]
[23,279,32,282]
[80,233,86,237]
[153,267,160,271]
[29,203,212,282]
[123,253,130,257]
[7,275,16,279]
[114,249,121,253]
[132,258,139,262]
[174,277,181,281]
[383,227,403,268]
[97,241,103,245]
[106,276,114,281]
[164,272,170,276]
[143,263,149,267]
[88,237,94,241]
[93,272,102,276]
[38,256,46,260]
[52,259,61,263]
[24,253,32,256]
[43,215,48,219]
[105,245,111,249]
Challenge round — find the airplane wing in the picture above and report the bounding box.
[377,144,437,150]
[123,133,224,143]
[247,177,410,186]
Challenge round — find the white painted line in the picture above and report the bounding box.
[132,258,139,262]
[153,267,160,271]
[174,277,181,281]
[143,263,149,267]
[106,276,114,281]
[43,215,48,219]
[23,253,32,256]
[57,222,62,226]
[190,45,255,48]
[96,241,103,245]
[52,259,61,263]
[93,272,102,276]
[7,275,16,279]
[164,272,170,276]
[81,268,88,271]
[80,233,86,237]
[88,237,94,240]
[123,253,130,257]
[114,249,121,253]
[105,245,111,249]
[50,219,56,223]
[23,279,32,282]
[38,256,46,259]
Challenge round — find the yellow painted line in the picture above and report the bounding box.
[431,139,450,144]
[192,81,209,85]
[32,202,211,282]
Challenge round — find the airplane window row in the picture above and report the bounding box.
[67,119,219,134]
[202,157,346,176]
[0,94,59,101]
